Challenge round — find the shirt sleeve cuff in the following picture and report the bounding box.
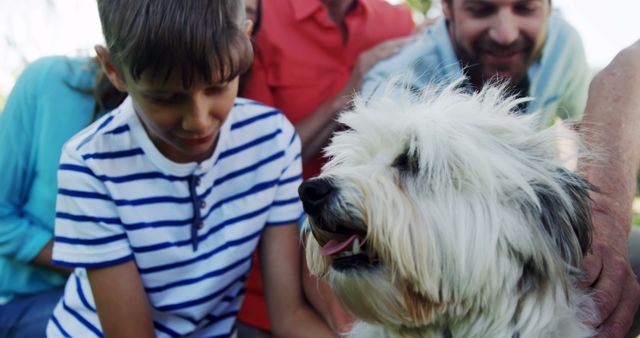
[15,225,53,263]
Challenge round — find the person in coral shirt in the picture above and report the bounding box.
[239,0,415,336]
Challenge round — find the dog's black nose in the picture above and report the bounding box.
[298,178,334,215]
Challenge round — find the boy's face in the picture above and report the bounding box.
[119,67,239,163]
[443,0,550,87]
[95,14,253,164]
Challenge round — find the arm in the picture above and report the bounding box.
[0,58,63,270]
[295,36,414,164]
[260,224,336,338]
[54,138,149,335]
[88,260,155,338]
[260,127,335,337]
[578,41,640,337]
[243,37,414,164]
[31,239,72,274]
[302,246,356,334]
[556,20,591,122]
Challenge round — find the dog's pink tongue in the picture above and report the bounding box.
[320,235,358,256]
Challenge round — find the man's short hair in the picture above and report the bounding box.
[97,0,252,88]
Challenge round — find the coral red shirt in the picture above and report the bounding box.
[239,0,414,331]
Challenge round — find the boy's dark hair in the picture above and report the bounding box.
[97,0,252,88]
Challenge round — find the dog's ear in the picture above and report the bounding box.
[533,168,593,267]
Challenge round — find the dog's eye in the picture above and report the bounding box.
[392,151,419,173]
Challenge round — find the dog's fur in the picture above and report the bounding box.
[299,82,596,338]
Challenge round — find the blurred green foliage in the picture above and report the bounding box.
[406,0,432,14]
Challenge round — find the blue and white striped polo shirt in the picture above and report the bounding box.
[47,97,303,337]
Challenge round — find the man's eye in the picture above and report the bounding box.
[464,4,494,17]
[514,2,539,14]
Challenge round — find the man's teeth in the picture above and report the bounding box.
[336,237,361,257]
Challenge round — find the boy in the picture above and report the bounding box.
[46,0,333,337]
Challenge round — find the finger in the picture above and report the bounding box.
[595,275,640,338]
[376,36,415,55]
[581,252,603,288]
[383,35,415,49]
[590,256,628,327]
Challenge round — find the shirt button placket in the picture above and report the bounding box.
[189,174,204,251]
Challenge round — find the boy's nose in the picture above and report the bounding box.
[182,98,211,133]
[489,10,519,46]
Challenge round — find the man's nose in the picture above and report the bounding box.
[489,10,519,46]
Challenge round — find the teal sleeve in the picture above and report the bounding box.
[557,23,591,122]
[0,58,57,262]
[361,63,389,99]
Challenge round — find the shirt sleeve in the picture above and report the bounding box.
[53,146,133,268]
[0,58,56,262]
[556,25,590,122]
[265,120,303,226]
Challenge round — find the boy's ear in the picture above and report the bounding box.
[95,45,127,92]
[243,19,254,37]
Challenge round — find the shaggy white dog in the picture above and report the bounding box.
[299,82,596,338]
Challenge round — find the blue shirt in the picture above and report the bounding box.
[47,97,303,337]
[362,12,591,127]
[0,56,98,302]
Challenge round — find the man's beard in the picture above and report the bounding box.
[456,34,536,89]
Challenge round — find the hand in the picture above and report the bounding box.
[346,35,415,92]
[581,209,640,338]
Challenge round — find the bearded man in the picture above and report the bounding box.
[363,0,588,126]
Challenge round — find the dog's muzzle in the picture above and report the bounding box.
[298,178,357,234]
[299,178,377,270]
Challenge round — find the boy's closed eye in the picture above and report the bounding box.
[144,92,187,105]
[204,82,231,95]
[142,83,230,105]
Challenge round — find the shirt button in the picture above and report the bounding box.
[199,200,206,209]
[197,222,204,230]
[194,176,201,187]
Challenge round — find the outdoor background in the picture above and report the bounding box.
[1,0,639,104]
[0,0,639,220]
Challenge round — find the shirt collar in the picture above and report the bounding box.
[291,0,369,22]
